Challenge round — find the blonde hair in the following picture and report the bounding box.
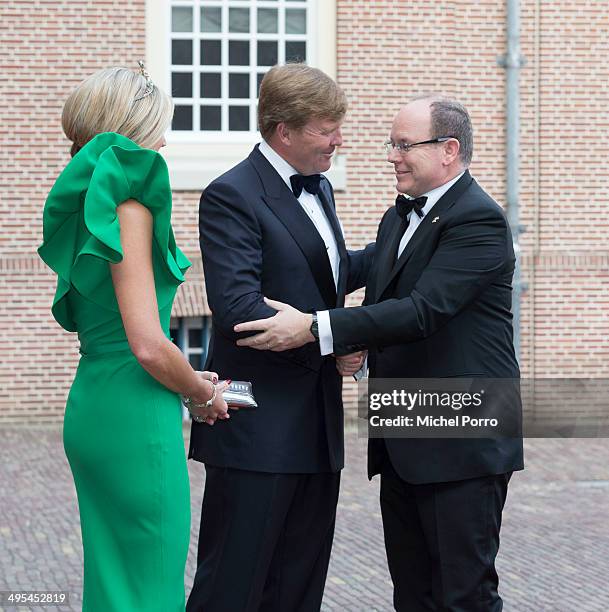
[258,63,347,140]
[62,66,173,156]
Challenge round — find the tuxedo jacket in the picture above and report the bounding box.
[330,171,524,484]
[189,145,374,473]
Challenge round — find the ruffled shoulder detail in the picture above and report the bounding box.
[38,132,191,331]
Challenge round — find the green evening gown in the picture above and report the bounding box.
[38,132,192,611]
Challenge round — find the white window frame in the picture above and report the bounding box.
[170,315,210,419]
[145,0,345,191]
[170,316,209,368]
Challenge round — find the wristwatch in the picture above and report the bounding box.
[310,311,319,341]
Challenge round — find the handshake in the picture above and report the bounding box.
[233,298,367,378]
[335,350,367,378]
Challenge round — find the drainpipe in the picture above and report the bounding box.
[499,0,525,363]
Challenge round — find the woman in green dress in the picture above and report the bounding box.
[38,64,229,611]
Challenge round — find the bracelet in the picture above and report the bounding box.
[183,382,216,410]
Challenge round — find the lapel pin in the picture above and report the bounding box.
[432,216,440,223]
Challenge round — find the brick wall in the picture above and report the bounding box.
[520,2,609,378]
[0,0,146,421]
[2,0,608,422]
[335,0,609,412]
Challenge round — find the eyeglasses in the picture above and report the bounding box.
[383,136,454,155]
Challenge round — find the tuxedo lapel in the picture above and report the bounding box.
[249,146,338,308]
[376,171,475,299]
[317,182,345,251]
[317,183,348,306]
[375,217,406,302]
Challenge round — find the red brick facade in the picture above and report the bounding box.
[1,1,607,422]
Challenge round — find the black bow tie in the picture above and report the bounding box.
[290,173,322,198]
[395,195,427,220]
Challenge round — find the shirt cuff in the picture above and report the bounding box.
[317,310,334,356]
[353,355,368,381]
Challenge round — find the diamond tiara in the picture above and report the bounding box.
[134,60,155,102]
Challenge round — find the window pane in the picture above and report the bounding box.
[201,40,222,66]
[172,105,193,131]
[172,39,193,65]
[285,41,306,63]
[257,8,278,33]
[229,7,250,33]
[257,41,277,66]
[201,6,221,33]
[201,106,222,131]
[172,72,192,98]
[229,41,249,66]
[257,72,266,94]
[229,73,249,98]
[229,106,250,131]
[286,9,306,34]
[201,73,221,98]
[188,353,202,370]
[188,328,202,348]
[172,6,193,32]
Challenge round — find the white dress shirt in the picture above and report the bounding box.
[258,141,341,355]
[317,172,465,358]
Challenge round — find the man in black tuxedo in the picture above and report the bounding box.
[187,64,374,612]
[236,95,524,611]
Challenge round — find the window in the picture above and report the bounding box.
[169,0,312,137]
[170,316,210,370]
[145,0,342,189]
[170,316,211,419]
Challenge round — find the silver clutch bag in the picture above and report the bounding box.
[222,380,258,409]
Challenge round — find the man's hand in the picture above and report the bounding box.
[336,351,367,377]
[234,298,314,351]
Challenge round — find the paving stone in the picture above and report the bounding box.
[1,426,608,610]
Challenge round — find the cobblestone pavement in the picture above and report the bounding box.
[1,425,608,611]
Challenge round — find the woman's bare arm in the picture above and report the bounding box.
[110,199,227,421]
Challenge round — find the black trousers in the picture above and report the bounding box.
[186,466,340,612]
[380,458,511,612]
